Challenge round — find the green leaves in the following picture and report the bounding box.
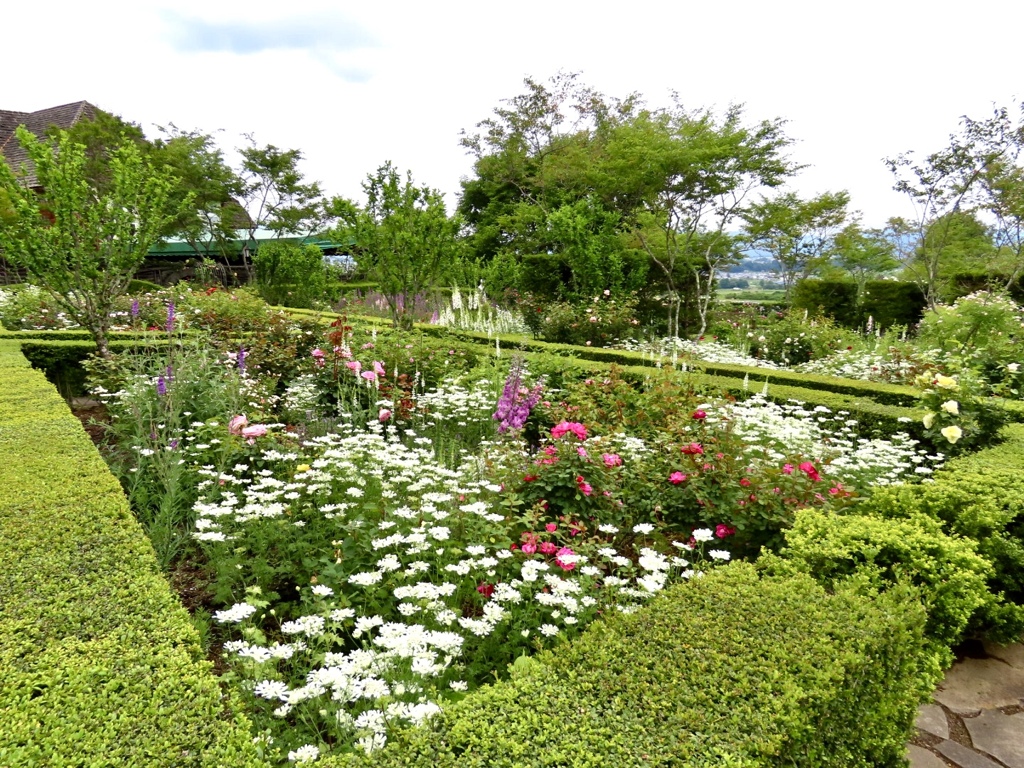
[334,162,462,329]
[0,127,184,357]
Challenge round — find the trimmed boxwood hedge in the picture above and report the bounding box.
[323,564,929,768]
[0,341,266,768]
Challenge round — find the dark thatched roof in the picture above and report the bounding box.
[0,101,98,187]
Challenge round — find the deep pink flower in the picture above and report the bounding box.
[692,409,707,420]
[782,464,794,475]
[551,421,587,441]
[739,478,751,487]
[669,471,687,485]
[311,348,325,358]
[681,442,704,455]
[602,453,622,467]
[524,474,538,483]
[578,481,593,496]
[476,583,495,598]
[715,524,736,538]
[799,461,821,482]
[521,541,537,555]
[545,522,558,533]
[539,541,558,555]
[577,446,588,458]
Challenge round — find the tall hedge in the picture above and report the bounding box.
[860,281,926,329]
[791,279,860,326]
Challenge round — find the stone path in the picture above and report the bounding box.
[909,641,1024,768]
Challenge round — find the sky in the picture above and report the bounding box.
[5,0,1023,227]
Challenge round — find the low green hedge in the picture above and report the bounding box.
[325,564,929,768]
[0,340,265,768]
[854,423,1024,643]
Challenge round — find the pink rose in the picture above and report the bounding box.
[521,541,537,555]
[545,523,558,533]
[241,424,268,444]
[669,471,687,485]
[602,453,622,467]
[692,409,707,420]
[539,541,557,555]
[378,408,392,422]
[345,361,362,374]
[782,464,794,475]
[228,415,248,435]
[373,360,386,376]
[551,421,587,441]
[361,370,377,382]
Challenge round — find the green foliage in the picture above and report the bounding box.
[766,508,991,671]
[856,425,1024,642]
[252,240,329,308]
[741,190,851,298]
[859,280,927,329]
[913,368,1009,454]
[326,564,928,768]
[0,127,183,357]
[791,279,860,327]
[527,293,642,346]
[747,310,856,366]
[332,162,462,329]
[0,341,265,767]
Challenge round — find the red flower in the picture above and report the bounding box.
[739,478,751,487]
[681,442,704,455]
[692,409,707,420]
[476,583,495,598]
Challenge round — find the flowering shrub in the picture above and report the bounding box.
[915,370,1008,454]
[191,415,727,761]
[524,292,641,346]
[746,311,856,365]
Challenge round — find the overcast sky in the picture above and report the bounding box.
[6,0,1023,227]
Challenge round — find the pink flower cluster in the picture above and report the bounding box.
[551,421,587,441]
[344,359,387,382]
[229,415,269,445]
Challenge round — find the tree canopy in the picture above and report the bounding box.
[0,127,183,356]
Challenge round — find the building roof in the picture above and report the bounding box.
[0,101,98,186]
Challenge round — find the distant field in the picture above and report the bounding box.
[716,288,787,303]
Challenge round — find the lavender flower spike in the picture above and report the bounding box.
[166,302,175,334]
[157,376,167,396]
[238,346,246,373]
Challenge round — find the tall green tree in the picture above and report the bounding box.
[0,128,182,357]
[459,75,799,335]
[332,162,462,329]
[151,124,244,263]
[831,222,898,295]
[237,137,327,278]
[741,190,851,300]
[884,104,1024,308]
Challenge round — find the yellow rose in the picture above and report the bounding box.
[940,400,959,416]
[934,374,958,390]
[940,425,963,444]
[296,464,311,473]
[923,412,936,429]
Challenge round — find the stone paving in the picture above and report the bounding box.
[909,641,1024,768]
